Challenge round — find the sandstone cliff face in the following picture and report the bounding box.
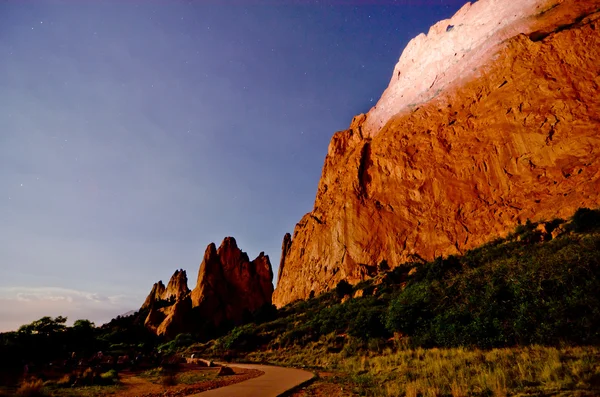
[191,237,274,327]
[273,0,600,307]
[141,237,274,337]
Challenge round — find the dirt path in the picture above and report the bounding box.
[189,363,315,397]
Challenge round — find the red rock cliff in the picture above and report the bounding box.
[273,0,600,307]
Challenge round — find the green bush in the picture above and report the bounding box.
[99,369,119,385]
[253,304,278,324]
[385,229,600,348]
[335,280,353,298]
[220,324,260,351]
[571,208,600,232]
[158,333,194,354]
[348,307,388,340]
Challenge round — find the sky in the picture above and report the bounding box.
[0,0,468,332]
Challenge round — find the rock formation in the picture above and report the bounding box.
[277,233,292,285]
[273,0,600,307]
[141,269,190,311]
[140,281,166,311]
[141,237,274,337]
[141,269,192,338]
[191,237,274,327]
[144,295,192,338]
[163,269,190,302]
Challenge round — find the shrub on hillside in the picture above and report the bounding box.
[385,232,600,347]
[253,303,278,324]
[348,307,388,340]
[158,333,194,354]
[571,207,600,232]
[219,324,260,351]
[99,369,119,385]
[336,280,353,298]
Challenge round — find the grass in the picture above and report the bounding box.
[1,377,121,397]
[16,379,47,397]
[176,371,217,385]
[247,342,600,396]
[47,385,121,397]
[139,366,216,386]
[139,366,165,382]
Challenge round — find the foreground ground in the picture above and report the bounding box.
[2,364,263,397]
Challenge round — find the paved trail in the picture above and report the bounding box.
[190,363,314,397]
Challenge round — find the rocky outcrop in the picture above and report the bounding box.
[191,237,274,327]
[141,269,190,310]
[163,269,190,302]
[273,0,600,307]
[141,237,274,337]
[145,296,192,339]
[141,281,166,311]
[277,233,292,285]
[142,269,191,337]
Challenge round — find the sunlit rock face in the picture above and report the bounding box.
[273,0,600,307]
[363,0,563,137]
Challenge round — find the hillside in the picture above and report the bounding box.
[187,209,600,396]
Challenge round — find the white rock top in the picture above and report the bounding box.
[362,0,551,137]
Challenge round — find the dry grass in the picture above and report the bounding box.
[161,374,177,387]
[16,378,47,397]
[248,343,600,396]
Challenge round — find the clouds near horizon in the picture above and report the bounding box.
[0,286,134,332]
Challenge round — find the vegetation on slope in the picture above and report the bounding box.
[185,208,600,395]
[192,208,600,356]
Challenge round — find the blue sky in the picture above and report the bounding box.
[0,0,467,331]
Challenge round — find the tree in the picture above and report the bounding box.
[73,319,95,330]
[336,280,353,298]
[18,316,67,336]
[571,207,600,232]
